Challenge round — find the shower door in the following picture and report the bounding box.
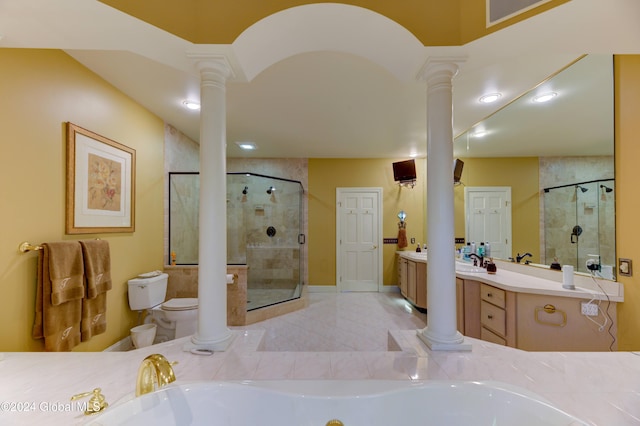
[169,172,305,310]
[227,173,305,310]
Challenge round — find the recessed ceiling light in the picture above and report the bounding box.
[235,141,257,151]
[479,93,502,104]
[532,92,557,103]
[182,100,200,110]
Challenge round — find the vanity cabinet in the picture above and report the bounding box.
[397,255,427,310]
[458,279,617,351]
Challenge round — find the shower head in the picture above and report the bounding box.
[576,185,588,193]
[267,186,275,195]
[242,186,248,195]
[600,184,613,193]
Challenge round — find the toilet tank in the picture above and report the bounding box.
[127,273,168,310]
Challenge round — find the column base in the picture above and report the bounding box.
[416,328,472,352]
[184,330,236,353]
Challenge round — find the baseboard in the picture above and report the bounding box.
[307,285,338,293]
[103,336,133,352]
[307,285,399,293]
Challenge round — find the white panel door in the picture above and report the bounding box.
[336,188,381,292]
[464,187,512,260]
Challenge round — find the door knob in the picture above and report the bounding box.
[372,245,378,249]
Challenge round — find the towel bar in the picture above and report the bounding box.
[19,239,101,253]
[19,241,43,253]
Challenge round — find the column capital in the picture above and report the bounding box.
[416,56,467,83]
[186,51,235,80]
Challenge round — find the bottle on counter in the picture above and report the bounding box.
[485,241,491,258]
[463,242,471,260]
[470,241,476,256]
[478,242,485,257]
[416,244,421,252]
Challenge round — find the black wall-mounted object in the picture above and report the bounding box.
[453,158,464,183]
[392,159,416,182]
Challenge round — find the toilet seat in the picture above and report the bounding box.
[161,298,198,311]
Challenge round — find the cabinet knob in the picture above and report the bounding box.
[487,293,493,297]
[487,314,493,320]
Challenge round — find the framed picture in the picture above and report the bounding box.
[66,122,135,234]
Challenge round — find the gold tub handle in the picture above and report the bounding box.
[534,304,567,327]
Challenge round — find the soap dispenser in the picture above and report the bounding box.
[415,244,421,252]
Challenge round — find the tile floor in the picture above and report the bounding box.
[237,291,426,351]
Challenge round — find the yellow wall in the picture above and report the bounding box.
[0,49,165,352]
[614,55,640,350]
[454,157,540,261]
[308,158,426,286]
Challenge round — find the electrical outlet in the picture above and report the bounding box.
[581,302,598,316]
[410,238,415,245]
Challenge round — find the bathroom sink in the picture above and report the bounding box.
[455,261,485,273]
[86,380,587,426]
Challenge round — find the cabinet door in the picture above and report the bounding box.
[516,293,617,351]
[398,257,408,297]
[415,262,427,309]
[407,260,417,302]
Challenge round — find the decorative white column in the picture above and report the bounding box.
[417,56,471,351]
[185,55,234,352]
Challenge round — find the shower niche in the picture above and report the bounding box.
[543,179,615,278]
[169,172,305,311]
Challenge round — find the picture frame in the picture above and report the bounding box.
[66,122,135,234]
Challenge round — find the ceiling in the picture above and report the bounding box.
[1,0,639,159]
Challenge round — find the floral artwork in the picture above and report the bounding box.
[66,122,135,234]
[87,153,121,211]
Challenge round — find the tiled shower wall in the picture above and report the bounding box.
[539,156,615,272]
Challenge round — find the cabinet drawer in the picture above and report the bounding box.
[480,283,506,309]
[481,326,506,346]
[480,300,506,336]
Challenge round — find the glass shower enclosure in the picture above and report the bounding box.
[169,172,305,310]
[543,179,615,278]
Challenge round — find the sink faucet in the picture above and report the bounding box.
[516,252,532,264]
[468,253,484,267]
[136,354,178,396]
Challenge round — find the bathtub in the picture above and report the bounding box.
[87,380,587,426]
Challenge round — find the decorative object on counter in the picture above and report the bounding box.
[65,122,135,234]
[415,243,421,252]
[486,258,497,274]
[70,388,109,415]
[562,265,575,290]
[397,211,408,249]
[550,257,562,270]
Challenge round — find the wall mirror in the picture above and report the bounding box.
[453,54,615,279]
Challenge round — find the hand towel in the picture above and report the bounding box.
[47,241,85,306]
[32,242,83,351]
[79,240,111,341]
[79,239,112,299]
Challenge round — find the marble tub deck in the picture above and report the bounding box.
[1,293,640,425]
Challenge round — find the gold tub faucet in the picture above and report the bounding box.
[136,353,178,396]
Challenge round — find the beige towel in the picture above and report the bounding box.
[32,242,84,351]
[79,240,111,341]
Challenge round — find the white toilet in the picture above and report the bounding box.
[127,273,199,344]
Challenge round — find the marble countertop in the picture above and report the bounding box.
[1,331,640,425]
[397,251,623,302]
